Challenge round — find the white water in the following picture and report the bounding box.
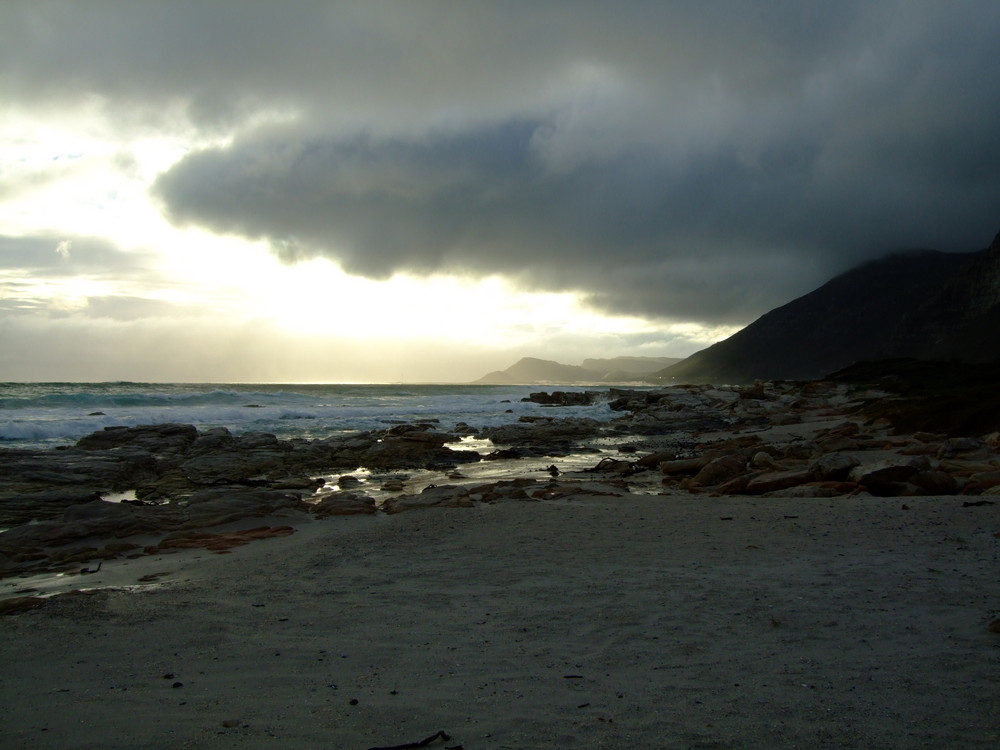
[0,382,626,450]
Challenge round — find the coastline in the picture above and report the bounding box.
[2,379,999,748]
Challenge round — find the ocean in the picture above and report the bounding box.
[0,382,619,451]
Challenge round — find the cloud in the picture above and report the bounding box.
[77,296,191,321]
[154,103,999,323]
[0,234,155,277]
[6,1,1000,326]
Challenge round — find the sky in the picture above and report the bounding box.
[2,1,999,383]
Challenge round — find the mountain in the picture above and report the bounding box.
[474,356,679,385]
[659,230,1000,384]
[889,232,1000,359]
[581,356,681,379]
[476,357,597,385]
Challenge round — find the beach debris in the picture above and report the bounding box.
[367,730,453,750]
[586,457,639,475]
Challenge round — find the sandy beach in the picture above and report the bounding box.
[2,490,998,749]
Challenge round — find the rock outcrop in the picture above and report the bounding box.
[0,421,482,528]
[476,416,604,453]
[607,380,1000,499]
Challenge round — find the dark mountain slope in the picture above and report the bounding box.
[659,244,988,384]
[891,232,1000,360]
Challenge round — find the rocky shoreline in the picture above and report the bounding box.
[2,377,999,587]
[3,377,999,748]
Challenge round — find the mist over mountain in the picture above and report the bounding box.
[659,230,1000,384]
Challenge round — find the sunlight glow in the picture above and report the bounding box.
[665,320,742,345]
[226,255,662,346]
[1,107,705,382]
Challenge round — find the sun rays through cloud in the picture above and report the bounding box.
[2,1,998,381]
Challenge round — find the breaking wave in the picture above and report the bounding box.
[0,382,617,449]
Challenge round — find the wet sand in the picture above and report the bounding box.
[2,492,998,749]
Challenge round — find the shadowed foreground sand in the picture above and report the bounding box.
[2,494,998,749]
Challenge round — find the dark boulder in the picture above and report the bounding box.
[524,391,602,406]
[76,423,198,453]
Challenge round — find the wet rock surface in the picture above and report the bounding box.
[522,390,603,406]
[0,422,485,529]
[612,380,1000,500]
[476,416,604,451]
[0,448,159,527]
[3,375,998,579]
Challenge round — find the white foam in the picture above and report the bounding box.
[0,383,628,450]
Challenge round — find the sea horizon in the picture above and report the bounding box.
[0,381,624,451]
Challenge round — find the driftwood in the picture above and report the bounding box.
[585,457,640,475]
[367,730,455,750]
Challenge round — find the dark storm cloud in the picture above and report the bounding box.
[7,1,1000,324]
[155,105,1000,322]
[153,120,835,321]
